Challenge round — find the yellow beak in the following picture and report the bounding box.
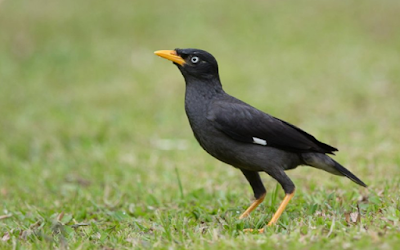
[154,50,186,66]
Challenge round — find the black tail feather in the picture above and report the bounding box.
[302,153,367,187]
[333,160,367,187]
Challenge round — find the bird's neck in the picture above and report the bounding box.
[184,77,224,100]
[184,78,224,123]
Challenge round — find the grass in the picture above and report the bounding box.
[1,0,400,249]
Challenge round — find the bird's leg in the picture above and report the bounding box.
[267,170,296,226]
[244,170,295,233]
[239,192,266,219]
[267,191,295,226]
[245,191,294,233]
[239,170,266,219]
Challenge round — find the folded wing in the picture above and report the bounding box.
[207,101,338,154]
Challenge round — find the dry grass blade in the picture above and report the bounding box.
[0,214,12,220]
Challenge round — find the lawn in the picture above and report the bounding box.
[1,0,400,249]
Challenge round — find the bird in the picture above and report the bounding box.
[154,48,367,229]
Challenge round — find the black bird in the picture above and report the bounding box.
[154,48,366,228]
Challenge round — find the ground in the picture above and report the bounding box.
[1,0,400,249]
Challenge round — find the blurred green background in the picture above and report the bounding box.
[1,0,400,249]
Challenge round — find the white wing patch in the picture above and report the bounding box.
[252,137,267,146]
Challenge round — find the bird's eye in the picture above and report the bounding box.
[191,56,200,64]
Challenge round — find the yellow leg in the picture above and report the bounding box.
[242,190,295,233]
[267,191,295,226]
[239,193,266,219]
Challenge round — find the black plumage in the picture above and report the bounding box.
[154,48,366,228]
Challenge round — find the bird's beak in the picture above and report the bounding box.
[154,50,186,66]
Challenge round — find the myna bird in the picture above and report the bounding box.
[154,48,367,228]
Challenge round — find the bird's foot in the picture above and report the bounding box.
[243,228,265,233]
[242,215,280,233]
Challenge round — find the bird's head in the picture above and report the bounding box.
[155,48,219,81]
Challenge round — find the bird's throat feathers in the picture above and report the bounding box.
[184,78,224,125]
[184,77,224,99]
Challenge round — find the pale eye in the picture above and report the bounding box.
[191,56,200,64]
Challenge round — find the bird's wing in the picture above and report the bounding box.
[207,101,338,154]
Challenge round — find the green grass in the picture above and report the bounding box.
[1,0,400,249]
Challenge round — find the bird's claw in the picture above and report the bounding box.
[243,228,265,233]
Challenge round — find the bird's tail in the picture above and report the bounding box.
[301,153,367,187]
